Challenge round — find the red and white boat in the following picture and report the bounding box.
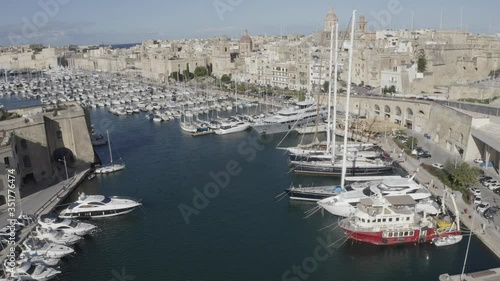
[338,190,461,246]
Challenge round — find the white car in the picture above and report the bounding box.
[477,203,491,214]
[488,183,500,191]
[473,197,482,205]
[474,158,484,164]
[468,187,481,197]
[483,180,498,187]
[484,180,500,188]
[432,163,444,170]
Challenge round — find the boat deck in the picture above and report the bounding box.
[439,267,500,281]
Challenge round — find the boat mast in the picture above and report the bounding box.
[340,10,357,190]
[107,130,113,165]
[326,24,334,153]
[331,23,339,165]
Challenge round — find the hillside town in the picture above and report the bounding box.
[1,8,500,103]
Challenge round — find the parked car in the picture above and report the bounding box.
[419,152,432,158]
[484,207,499,219]
[488,183,500,191]
[474,158,484,164]
[412,147,424,155]
[432,163,444,170]
[479,176,493,183]
[395,135,407,142]
[482,179,498,187]
[477,203,491,214]
[473,197,482,205]
[468,187,481,197]
[484,180,500,188]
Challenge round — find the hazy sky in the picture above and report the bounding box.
[0,0,497,46]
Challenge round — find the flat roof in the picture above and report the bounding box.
[386,195,416,205]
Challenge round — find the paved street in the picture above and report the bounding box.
[379,134,500,259]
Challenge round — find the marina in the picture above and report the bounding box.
[1,69,500,280]
[1,3,500,279]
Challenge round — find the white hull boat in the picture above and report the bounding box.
[59,193,142,219]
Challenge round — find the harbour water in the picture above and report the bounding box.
[2,99,500,281]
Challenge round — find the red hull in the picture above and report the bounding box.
[341,227,461,246]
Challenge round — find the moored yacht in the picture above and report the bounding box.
[37,214,97,236]
[21,238,74,259]
[291,157,393,176]
[317,175,432,217]
[251,95,327,135]
[59,193,142,219]
[7,261,61,281]
[337,190,461,246]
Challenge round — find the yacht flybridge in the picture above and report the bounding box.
[59,193,142,219]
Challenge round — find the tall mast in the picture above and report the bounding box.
[107,130,113,165]
[331,23,339,165]
[326,24,334,153]
[341,10,357,190]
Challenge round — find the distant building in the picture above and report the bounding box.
[0,104,95,205]
[239,30,253,55]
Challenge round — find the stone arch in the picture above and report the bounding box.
[52,147,75,164]
[394,106,402,124]
[395,106,402,117]
[406,108,413,119]
[374,104,381,115]
[384,105,391,118]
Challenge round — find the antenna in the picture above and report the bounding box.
[411,10,414,30]
[440,8,443,30]
[460,6,463,30]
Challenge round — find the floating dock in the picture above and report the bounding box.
[192,130,215,137]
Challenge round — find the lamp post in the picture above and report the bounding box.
[58,156,68,181]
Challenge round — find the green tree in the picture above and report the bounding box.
[417,49,427,73]
[183,70,194,81]
[221,74,231,84]
[446,161,480,191]
[323,81,329,93]
[382,85,396,95]
[194,66,208,77]
[170,71,183,82]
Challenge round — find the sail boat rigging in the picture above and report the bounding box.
[94,130,125,174]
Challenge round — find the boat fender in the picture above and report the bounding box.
[381,238,388,244]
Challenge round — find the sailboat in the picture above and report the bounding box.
[94,130,125,174]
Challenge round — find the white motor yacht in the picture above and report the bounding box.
[34,226,82,245]
[251,96,327,135]
[38,214,97,236]
[215,121,250,135]
[8,262,61,281]
[317,175,432,217]
[59,193,142,219]
[21,238,74,259]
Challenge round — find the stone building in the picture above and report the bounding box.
[239,30,253,55]
[0,104,96,205]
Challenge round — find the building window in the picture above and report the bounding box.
[56,130,62,139]
[4,157,9,167]
[20,139,27,148]
[23,155,31,168]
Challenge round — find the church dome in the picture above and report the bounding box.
[325,8,337,21]
[239,30,252,44]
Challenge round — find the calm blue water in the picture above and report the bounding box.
[2,100,500,281]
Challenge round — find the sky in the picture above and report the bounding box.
[0,0,498,46]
